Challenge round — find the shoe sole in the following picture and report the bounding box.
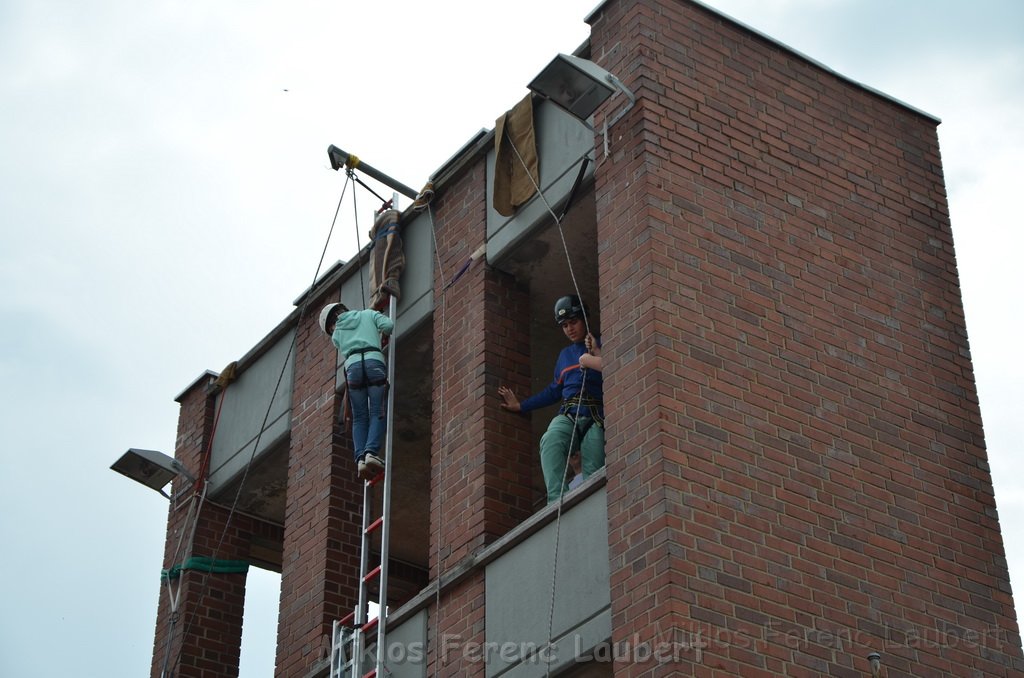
[357,456,385,481]
[364,456,385,478]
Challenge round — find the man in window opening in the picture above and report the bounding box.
[498,294,604,503]
[319,302,394,480]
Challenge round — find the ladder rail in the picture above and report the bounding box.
[350,456,375,675]
[374,292,398,675]
[347,293,398,678]
[330,620,349,678]
[334,197,402,678]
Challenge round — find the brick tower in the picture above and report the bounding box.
[145,1,1021,676]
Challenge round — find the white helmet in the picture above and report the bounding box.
[318,303,347,335]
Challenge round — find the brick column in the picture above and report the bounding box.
[151,379,252,678]
[590,0,1021,676]
[275,307,363,676]
[590,5,697,675]
[426,163,535,675]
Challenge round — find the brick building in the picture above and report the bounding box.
[146,0,1023,676]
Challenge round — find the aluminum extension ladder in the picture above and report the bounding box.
[330,292,398,678]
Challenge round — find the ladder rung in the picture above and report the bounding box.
[362,565,381,583]
[361,615,379,633]
[362,670,376,678]
[339,611,355,627]
[367,470,385,486]
[365,517,384,535]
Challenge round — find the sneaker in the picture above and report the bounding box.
[362,452,385,478]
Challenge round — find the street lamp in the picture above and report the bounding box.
[527,53,636,133]
[110,448,196,499]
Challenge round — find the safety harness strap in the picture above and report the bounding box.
[560,393,604,427]
[344,347,389,388]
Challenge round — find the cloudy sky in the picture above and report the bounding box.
[1,0,1021,675]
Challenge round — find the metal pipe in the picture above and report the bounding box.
[327,144,419,201]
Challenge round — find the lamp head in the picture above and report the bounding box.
[528,53,617,122]
[111,448,195,499]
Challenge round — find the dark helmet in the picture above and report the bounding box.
[554,295,586,325]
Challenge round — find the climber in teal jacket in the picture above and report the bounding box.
[319,302,394,481]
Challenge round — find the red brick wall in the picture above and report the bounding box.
[484,268,536,525]
[275,308,364,675]
[430,162,535,566]
[431,579,488,675]
[589,0,1021,676]
[430,162,489,571]
[427,161,536,671]
[151,381,207,677]
[151,382,253,678]
[173,505,251,677]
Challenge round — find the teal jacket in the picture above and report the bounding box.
[331,309,394,369]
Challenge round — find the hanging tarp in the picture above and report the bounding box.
[493,93,539,216]
[161,556,249,581]
[369,208,404,310]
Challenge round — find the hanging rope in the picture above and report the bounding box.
[349,169,369,309]
[506,138,595,335]
[162,132,593,675]
[157,485,203,678]
[504,132,600,676]
[169,171,354,677]
[425,203,451,678]
[157,358,235,678]
[350,170,392,212]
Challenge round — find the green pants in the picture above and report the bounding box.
[540,414,605,503]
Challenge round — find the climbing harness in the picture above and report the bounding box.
[343,346,391,420]
[345,346,390,387]
[560,392,604,428]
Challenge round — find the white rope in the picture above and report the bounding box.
[426,203,450,678]
[505,138,595,335]
[505,132,599,675]
[157,489,201,678]
[168,172,353,675]
[349,169,369,309]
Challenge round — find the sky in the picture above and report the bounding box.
[0,0,1021,676]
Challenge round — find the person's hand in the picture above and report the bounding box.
[580,336,604,373]
[498,385,521,412]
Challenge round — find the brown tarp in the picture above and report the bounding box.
[369,208,404,310]
[493,94,539,216]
